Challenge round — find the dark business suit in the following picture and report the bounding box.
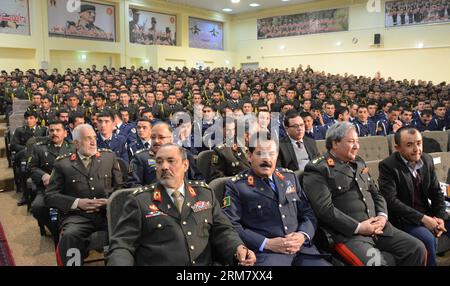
[378,152,449,266]
[277,135,320,171]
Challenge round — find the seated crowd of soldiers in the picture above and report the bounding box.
[1,64,449,266]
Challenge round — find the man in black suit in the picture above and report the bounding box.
[277,110,320,172]
[379,126,449,266]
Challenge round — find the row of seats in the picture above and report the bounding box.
[315,131,450,163]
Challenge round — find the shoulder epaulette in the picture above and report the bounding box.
[278,168,294,173]
[132,185,154,196]
[36,141,46,146]
[98,148,113,153]
[216,144,224,150]
[188,180,210,189]
[231,172,247,182]
[312,156,325,164]
[56,153,72,161]
[134,149,148,156]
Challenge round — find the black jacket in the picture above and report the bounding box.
[277,135,320,171]
[378,152,448,227]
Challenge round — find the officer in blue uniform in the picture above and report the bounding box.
[115,109,137,144]
[413,110,437,132]
[223,135,330,266]
[127,118,152,159]
[375,106,401,136]
[126,122,203,187]
[96,111,129,165]
[353,106,376,137]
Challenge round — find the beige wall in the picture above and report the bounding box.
[0,0,233,71]
[231,0,450,83]
[0,0,449,82]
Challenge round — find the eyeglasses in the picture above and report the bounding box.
[288,124,304,130]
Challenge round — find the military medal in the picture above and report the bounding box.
[191,201,211,212]
[247,175,254,186]
[275,171,285,180]
[153,189,162,202]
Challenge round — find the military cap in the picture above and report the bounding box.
[80,4,96,13]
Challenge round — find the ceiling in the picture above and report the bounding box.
[165,0,317,15]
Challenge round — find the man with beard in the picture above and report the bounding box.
[107,143,256,266]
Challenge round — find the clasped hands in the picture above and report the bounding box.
[358,216,387,236]
[77,198,108,213]
[265,232,306,255]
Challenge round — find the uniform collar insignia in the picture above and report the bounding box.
[275,171,285,180]
[70,153,77,161]
[95,152,101,158]
[188,185,197,197]
[362,167,369,174]
[153,189,162,202]
[327,158,335,167]
[232,144,238,152]
[247,175,254,187]
[149,204,159,212]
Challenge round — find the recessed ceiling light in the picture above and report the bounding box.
[279,45,286,50]
[231,0,240,3]
[282,0,290,2]
[249,3,260,7]
[417,42,424,48]
[336,41,342,46]
[222,8,233,12]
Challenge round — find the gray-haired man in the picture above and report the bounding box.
[302,122,427,266]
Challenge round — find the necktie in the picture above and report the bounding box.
[263,178,277,194]
[144,142,150,149]
[412,170,422,187]
[104,139,111,147]
[296,141,303,149]
[171,190,184,213]
[82,156,91,169]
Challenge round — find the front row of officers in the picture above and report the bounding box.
[31,118,449,266]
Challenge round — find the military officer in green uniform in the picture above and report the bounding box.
[12,111,48,205]
[44,124,123,266]
[208,119,250,182]
[107,143,256,266]
[302,122,427,266]
[72,4,105,34]
[28,120,73,241]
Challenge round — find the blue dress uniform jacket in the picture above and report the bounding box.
[96,133,129,165]
[127,140,149,159]
[126,149,204,188]
[107,181,243,266]
[375,119,395,136]
[116,122,137,144]
[353,119,376,137]
[223,168,325,265]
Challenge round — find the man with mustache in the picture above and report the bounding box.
[45,124,123,266]
[223,133,330,266]
[379,126,449,266]
[126,122,203,187]
[28,120,73,242]
[303,122,426,266]
[107,143,256,266]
